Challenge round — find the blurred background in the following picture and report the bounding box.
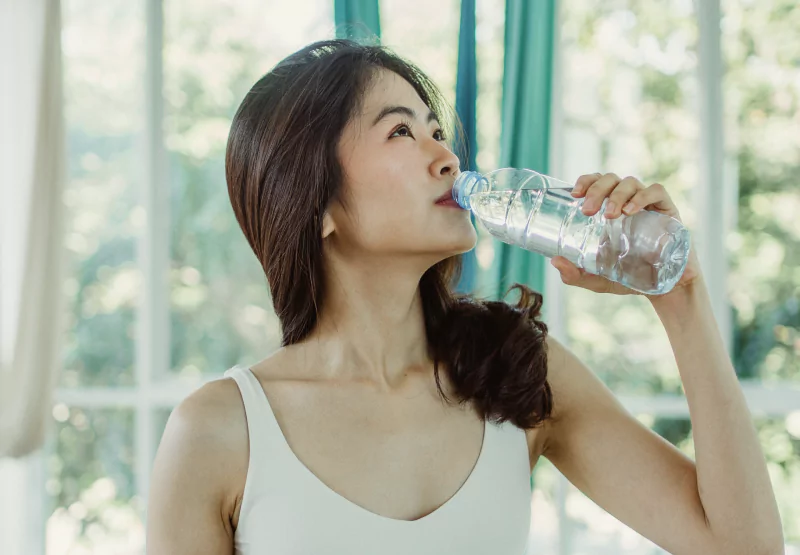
[1,0,798,553]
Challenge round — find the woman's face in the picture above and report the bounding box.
[325,69,478,265]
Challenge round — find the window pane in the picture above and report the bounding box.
[559,0,700,396]
[472,0,507,296]
[381,0,460,110]
[60,0,145,387]
[723,0,800,383]
[556,415,800,553]
[474,0,505,174]
[45,407,141,554]
[163,0,333,382]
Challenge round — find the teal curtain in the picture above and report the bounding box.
[454,0,478,294]
[489,0,557,300]
[496,0,558,492]
[334,0,381,40]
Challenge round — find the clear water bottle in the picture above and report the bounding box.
[452,167,691,295]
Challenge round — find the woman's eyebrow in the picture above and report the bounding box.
[371,105,439,127]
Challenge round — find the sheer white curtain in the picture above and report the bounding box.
[0,0,66,459]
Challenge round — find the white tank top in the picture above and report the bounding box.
[223,364,533,554]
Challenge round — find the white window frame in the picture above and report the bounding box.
[12,0,799,553]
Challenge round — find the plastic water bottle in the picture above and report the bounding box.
[452,167,691,295]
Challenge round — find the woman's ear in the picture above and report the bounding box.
[321,211,335,239]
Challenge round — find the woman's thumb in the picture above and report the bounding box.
[551,256,578,283]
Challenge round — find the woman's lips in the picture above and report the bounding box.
[435,197,462,209]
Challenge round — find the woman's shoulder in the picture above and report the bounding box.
[175,377,249,434]
[152,377,250,521]
[167,352,301,471]
[172,375,251,475]
[147,377,246,550]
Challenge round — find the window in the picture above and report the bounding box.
[37,0,800,553]
[551,0,800,551]
[48,1,334,552]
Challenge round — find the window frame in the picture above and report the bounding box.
[23,0,799,553]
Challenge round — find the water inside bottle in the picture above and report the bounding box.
[468,189,691,295]
[468,188,587,260]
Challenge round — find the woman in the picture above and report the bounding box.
[146,39,783,554]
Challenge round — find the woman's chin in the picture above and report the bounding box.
[414,226,478,262]
[438,232,479,257]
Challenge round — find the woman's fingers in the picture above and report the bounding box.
[605,176,645,219]
[551,256,620,295]
[623,182,681,219]
[580,173,621,215]
[570,172,681,222]
[571,172,603,196]
[554,174,687,296]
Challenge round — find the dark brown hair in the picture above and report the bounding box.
[225,38,552,430]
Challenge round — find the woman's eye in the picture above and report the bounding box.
[391,125,412,138]
[390,125,446,141]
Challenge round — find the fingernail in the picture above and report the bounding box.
[605,201,616,216]
[622,202,637,214]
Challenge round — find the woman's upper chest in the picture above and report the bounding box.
[256,361,545,472]
[229,366,545,528]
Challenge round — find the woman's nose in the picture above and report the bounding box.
[430,143,460,179]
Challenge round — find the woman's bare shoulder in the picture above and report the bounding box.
[168,376,250,482]
[176,377,249,427]
[149,377,249,531]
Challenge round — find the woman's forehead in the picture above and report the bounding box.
[359,69,427,118]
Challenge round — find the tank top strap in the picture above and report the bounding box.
[223,364,296,469]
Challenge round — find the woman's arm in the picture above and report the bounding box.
[543,173,784,555]
[649,275,784,552]
[542,276,784,555]
[146,380,246,555]
[543,331,716,554]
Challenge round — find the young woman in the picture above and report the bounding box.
[146,39,783,555]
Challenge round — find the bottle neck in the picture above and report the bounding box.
[452,171,488,210]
